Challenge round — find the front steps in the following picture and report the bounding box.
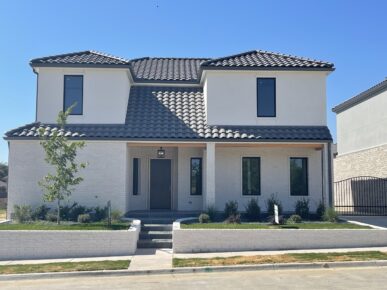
[137,223,173,249]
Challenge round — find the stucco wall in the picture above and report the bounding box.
[334,144,387,181]
[173,228,387,253]
[336,89,387,155]
[36,67,130,124]
[204,70,328,126]
[214,146,323,213]
[0,221,140,260]
[7,140,128,216]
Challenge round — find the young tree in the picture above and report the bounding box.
[38,106,86,224]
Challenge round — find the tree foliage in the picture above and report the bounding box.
[0,162,8,182]
[38,106,86,224]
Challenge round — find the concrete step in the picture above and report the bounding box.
[126,211,200,219]
[137,239,172,249]
[140,218,176,224]
[142,224,172,232]
[140,231,172,240]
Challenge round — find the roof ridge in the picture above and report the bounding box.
[88,50,130,63]
[255,49,333,66]
[200,50,257,66]
[132,56,211,61]
[30,50,92,63]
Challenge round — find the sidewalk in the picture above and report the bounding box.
[129,248,172,270]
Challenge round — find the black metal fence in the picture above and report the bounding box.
[334,176,387,216]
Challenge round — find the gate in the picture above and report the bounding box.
[334,176,387,215]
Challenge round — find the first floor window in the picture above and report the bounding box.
[64,75,83,114]
[242,157,261,195]
[190,158,202,195]
[132,158,140,195]
[290,157,308,196]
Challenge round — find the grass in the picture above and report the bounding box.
[0,260,130,275]
[0,221,131,230]
[181,222,370,229]
[173,251,387,267]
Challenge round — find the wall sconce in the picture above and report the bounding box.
[157,147,165,158]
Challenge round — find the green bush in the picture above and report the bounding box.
[59,203,76,221]
[78,213,91,223]
[45,212,58,222]
[199,213,210,223]
[70,204,88,221]
[316,200,326,220]
[244,199,261,221]
[266,194,283,216]
[111,210,122,222]
[13,205,32,223]
[287,214,302,224]
[323,207,339,223]
[206,205,217,221]
[92,206,108,222]
[295,198,310,219]
[32,205,50,221]
[224,214,241,224]
[224,200,238,218]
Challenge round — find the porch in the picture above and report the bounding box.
[126,142,332,213]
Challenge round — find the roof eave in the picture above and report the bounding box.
[29,63,132,69]
[201,66,335,72]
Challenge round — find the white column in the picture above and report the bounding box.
[204,142,216,209]
[322,143,332,207]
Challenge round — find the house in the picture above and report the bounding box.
[4,50,334,216]
[332,79,387,181]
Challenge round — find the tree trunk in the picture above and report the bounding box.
[57,199,61,225]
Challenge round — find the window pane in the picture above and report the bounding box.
[257,78,276,117]
[190,158,202,195]
[242,157,260,195]
[290,158,308,196]
[64,75,83,114]
[133,158,140,195]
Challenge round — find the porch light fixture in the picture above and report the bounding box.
[157,147,165,158]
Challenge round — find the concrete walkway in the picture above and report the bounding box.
[129,248,173,270]
[343,216,387,229]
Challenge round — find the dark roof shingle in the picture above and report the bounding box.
[201,50,334,70]
[5,86,332,142]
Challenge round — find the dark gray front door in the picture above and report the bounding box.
[150,159,172,210]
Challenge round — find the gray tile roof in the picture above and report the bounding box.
[30,51,130,67]
[332,79,387,113]
[130,58,209,82]
[201,50,334,70]
[5,86,332,142]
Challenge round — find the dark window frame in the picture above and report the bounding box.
[242,157,261,196]
[290,157,309,196]
[132,158,140,196]
[257,77,276,117]
[63,75,84,115]
[190,157,202,196]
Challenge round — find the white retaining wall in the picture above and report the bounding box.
[173,224,387,253]
[0,220,140,260]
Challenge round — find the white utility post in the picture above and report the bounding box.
[205,142,216,208]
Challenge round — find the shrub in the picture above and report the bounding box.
[266,194,283,216]
[92,206,108,222]
[60,202,77,221]
[45,212,58,222]
[316,200,326,221]
[111,210,122,222]
[13,205,32,223]
[287,214,302,224]
[32,205,50,221]
[295,198,310,219]
[224,200,238,218]
[199,213,210,223]
[323,207,339,223]
[244,199,261,221]
[224,214,241,224]
[206,205,217,221]
[78,213,91,223]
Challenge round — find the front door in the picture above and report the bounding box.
[150,159,172,210]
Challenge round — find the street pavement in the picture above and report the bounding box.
[1,266,387,290]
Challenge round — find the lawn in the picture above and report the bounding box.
[173,251,387,267]
[0,221,131,230]
[0,260,130,274]
[180,222,370,230]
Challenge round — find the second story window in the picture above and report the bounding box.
[257,78,276,117]
[64,75,83,115]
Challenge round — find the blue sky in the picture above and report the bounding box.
[0,0,386,163]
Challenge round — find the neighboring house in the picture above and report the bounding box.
[0,180,6,198]
[332,79,387,181]
[4,50,334,215]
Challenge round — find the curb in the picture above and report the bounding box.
[1,260,387,281]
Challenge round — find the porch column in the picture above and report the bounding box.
[204,142,216,209]
[322,142,333,207]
